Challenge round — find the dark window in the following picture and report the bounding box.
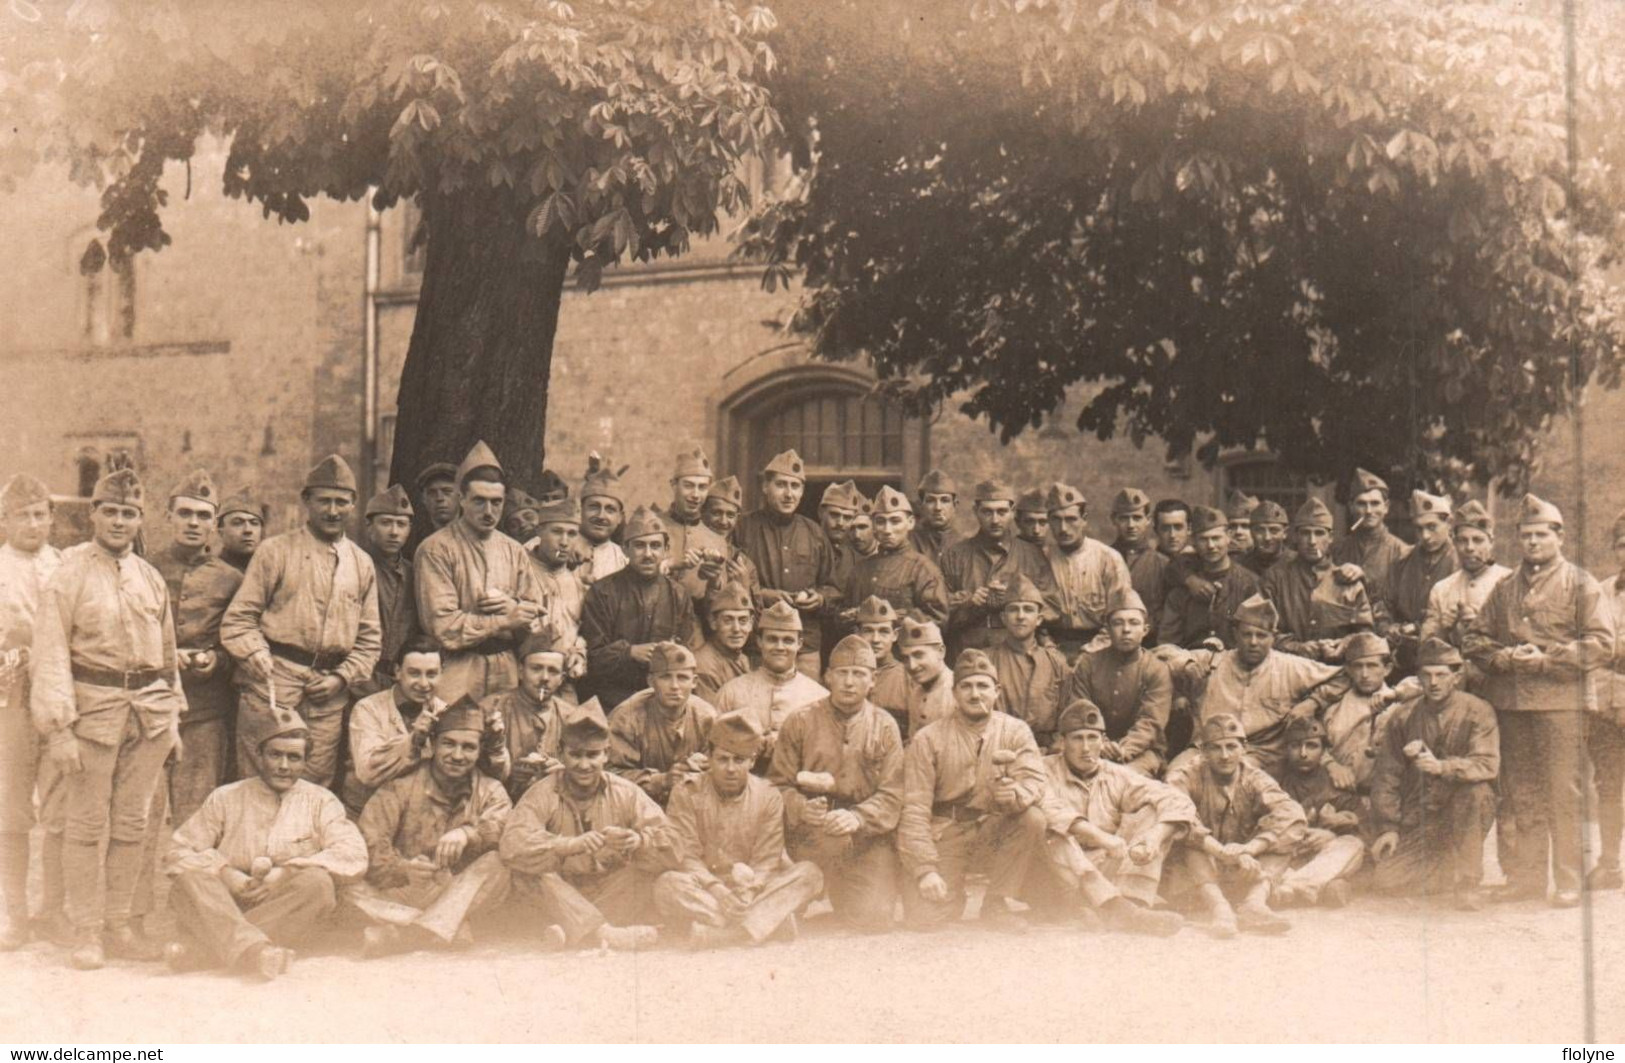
[749,388,907,519]
[1223,456,1309,513]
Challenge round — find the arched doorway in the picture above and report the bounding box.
[719,362,927,519]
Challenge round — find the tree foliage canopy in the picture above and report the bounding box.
[744,0,1625,493]
[1,0,781,290]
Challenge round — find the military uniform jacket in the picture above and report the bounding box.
[939,532,1059,644]
[1164,755,1307,853]
[1044,537,1132,637]
[1385,543,1459,629]
[1038,754,1198,839]
[1158,560,1261,649]
[359,763,512,880]
[1333,524,1408,599]
[1369,691,1500,834]
[0,541,61,711]
[1065,645,1173,764]
[986,636,1068,737]
[769,697,905,837]
[153,544,244,722]
[606,691,718,787]
[846,546,950,626]
[732,509,840,654]
[498,771,680,880]
[579,567,699,709]
[667,772,789,887]
[1464,557,1614,714]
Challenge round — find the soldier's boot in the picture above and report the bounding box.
[104,921,164,961]
[241,943,292,981]
[596,924,659,951]
[977,894,1028,935]
[688,922,748,950]
[1197,884,1237,939]
[1101,897,1183,937]
[34,833,70,944]
[68,926,105,971]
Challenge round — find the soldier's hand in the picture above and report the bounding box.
[839,608,859,625]
[189,649,220,678]
[304,673,345,701]
[1099,834,1130,863]
[629,643,657,664]
[709,882,748,919]
[435,828,470,870]
[991,778,1021,812]
[1102,740,1124,761]
[244,649,275,682]
[571,831,608,857]
[1371,832,1400,861]
[918,871,949,903]
[1414,749,1444,776]
[802,796,829,829]
[603,826,641,854]
[45,732,82,774]
[1335,563,1365,585]
[566,649,588,680]
[969,586,992,608]
[1233,853,1263,879]
[1326,761,1356,790]
[1188,576,1218,603]
[1128,840,1156,866]
[477,592,512,615]
[824,809,862,836]
[1218,842,1249,866]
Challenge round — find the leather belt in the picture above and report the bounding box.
[267,640,347,672]
[931,801,986,823]
[71,664,167,690]
[466,636,517,657]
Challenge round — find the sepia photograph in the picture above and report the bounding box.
[0,0,1623,1047]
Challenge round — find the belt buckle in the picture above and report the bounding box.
[123,669,143,689]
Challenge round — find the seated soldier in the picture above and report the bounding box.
[1028,700,1190,936]
[711,600,829,759]
[653,712,825,947]
[898,649,1048,933]
[1163,715,1306,938]
[499,699,681,950]
[769,635,905,932]
[1065,588,1173,775]
[898,617,955,739]
[607,642,718,806]
[343,636,451,816]
[985,574,1069,750]
[1162,594,1349,777]
[692,581,754,702]
[164,709,367,979]
[348,698,515,956]
[854,596,908,732]
[481,629,570,801]
[1321,631,1413,793]
[1369,638,1500,910]
[1268,717,1367,909]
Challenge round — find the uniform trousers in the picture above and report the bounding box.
[1372,782,1497,896]
[1498,710,1586,893]
[1030,806,1172,910]
[344,851,510,942]
[653,861,824,942]
[1589,715,1625,871]
[0,700,39,925]
[509,864,654,945]
[786,828,900,930]
[901,805,1047,926]
[169,866,336,967]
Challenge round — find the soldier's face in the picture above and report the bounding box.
[825,665,874,709]
[1295,525,1331,562]
[1050,506,1087,548]
[1286,738,1325,775]
[1415,513,1450,552]
[520,653,566,702]
[953,674,998,719]
[460,481,505,534]
[1062,728,1105,776]
[1351,490,1389,528]
[762,474,805,516]
[422,479,459,528]
[168,498,216,550]
[920,493,955,530]
[1203,737,1245,778]
[1236,623,1274,667]
[432,730,481,782]
[506,506,541,543]
[2,500,52,553]
[303,488,355,541]
[651,668,696,711]
[819,505,854,538]
[702,498,740,536]
[260,736,309,793]
[1196,526,1230,567]
[1155,511,1190,555]
[627,534,667,577]
[1016,510,1048,545]
[903,644,946,685]
[1518,523,1562,565]
[366,514,411,558]
[672,475,712,517]
[1255,522,1287,554]
[859,621,897,660]
[710,609,754,652]
[1454,527,1495,573]
[849,514,876,552]
[535,521,580,566]
[582,495,623,544]
[708,747,754,797]
[874,511,912,550]
[974,501,1013,538]
[1419,664,1460,702]
[1229,523,1253,553]
[397,651,442,705]
[218,512,263,556]
[1108,610,1147,653]
[1001,600,1042,640]
[1346,656,1389,695]
[758,629,802,674]
[562,740,609,789]
[91,502,142,553]
[1111,510,1148,545]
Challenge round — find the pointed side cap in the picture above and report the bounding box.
[413,462,458,492]
[916,469,957,497]
[855,596,899,625]
[169,468,219,507]
[759,599,803,632]
[1015,488,1048,515]
[1517,493,1563,528]
[622,505,667,543]
[707,475,745,508]
[1451,499,1493,534]
[972,479,1015,504]
[1057,700,1107,734]
[648,641,698,676]
[457,441,503,486]
[829,635,878,671]
[673,448,712,480]
[1111,488,1150,516]
[365,483,414,518]
[1417,637,1465,668]
[1252,500,1289,526]
[1231,592,1280,632]
[898,616,943,648]
[561,698,611,745]
[1200,713,1247,744]
[763,449,806,481]
[1190,505,1228,534]
[1,473,52,515]
[1225,491,1260,522]
[1001,573,1045,607]
[1292,497,1335,530]
[305,454,358,495]
[710,711,765,757]
[92,469,144,510]
[1353,467,1389,496]
[707,581,754,615]
[872,485,913,514]
[217,486,263,521]
[1410,489,1453,520]
[952,648,996,681]
[1046,482,1088,514]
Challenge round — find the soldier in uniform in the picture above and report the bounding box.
[1043,483,1132,660]
[898,617,955,739]
[939,479,1057,657]
[660,448,729,607]
[607,642,718,806]
[578,453,629,582]
[1590,511,1625,892]
[898,648,1049,932]
[1241,500,1291,576]
[854,595,909,729]
[1226,491,1258,562]
[848,494,880,564]
[482,629,571,801]
[711,600,828,758]
[1259,497,1379,661]
[221,455,382,786]
[213,487,264,573]
[1384,490,1459,669]
[1014,489,1049,550]
[31,469,184,968]
[412,442,545,705]
[844,485,950,627]
[1420,500,1510,652]
[1333,467,1408,598]
[0,473,63,948]
[342,637,453,816]
[908,469,959,566]
[356,485,420,700]
[769,635,904,932]
[818,480,861,661]
[697,476,764,607]
[1159,505,1260,649]
[413,461,461,536]
[653,711,825,947]
[692,581,753,702]
[521,496,590,691]
[1065,589,1174,776]
[985,574,1068,750]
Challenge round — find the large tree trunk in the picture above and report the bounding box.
[388,186,573,523]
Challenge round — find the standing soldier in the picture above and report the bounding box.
[939,479,1057,658]
[1014,489,1050,551]
[1333,467,1408,598]
[1226,491,1258,563]
[213,487,264,573]
[30,469,184,968]
[1241,500,1291,576]
[697,476,765,606]
[413,442,544,705]
[356,484,419,700]
[413,462,461,536]
[522,496,590,689]
[1043,483,1133,660]
[221,455,382,787]
[732,450,839,679]
[580,506,700,710]
[661,448,728,606]
[1384,490,1459,669]
[1590,511,1625,892]
[578,453,629,582]
[818,481,861,659]
[1158,506,1260,649]
[908,469,959,566]
[843,486,950,627]
[1420,500,1510,652]
[1259,497,1379,662]
[1110,488,1169,643]
[0,473,62,949]
[1465,494,1613,907]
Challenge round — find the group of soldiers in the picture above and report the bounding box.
[0,440,1618,980]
